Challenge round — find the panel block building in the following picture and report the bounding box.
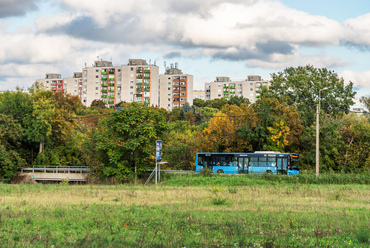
[159,66,193,110]
[37,59,163,108]
[204,75,269,103]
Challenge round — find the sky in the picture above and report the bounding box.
[1,0,370,104]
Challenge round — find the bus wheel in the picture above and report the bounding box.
[217,169,224,174]
[266,170,272,174]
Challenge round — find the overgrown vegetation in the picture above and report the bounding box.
[1,183,369,247]
[1,65,370,183]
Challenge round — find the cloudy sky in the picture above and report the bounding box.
[1,0,370,101]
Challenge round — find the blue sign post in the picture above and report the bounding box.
[155,140,162,184]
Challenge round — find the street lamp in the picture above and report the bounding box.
[316,87,328,176]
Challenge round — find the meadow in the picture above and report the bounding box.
[1,174,370,247]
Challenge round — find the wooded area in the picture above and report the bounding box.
[1,65,369,182]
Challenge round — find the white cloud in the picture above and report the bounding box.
[342,13,370,46]
[339,70,370,88]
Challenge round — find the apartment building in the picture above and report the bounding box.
[204,75,269,103]
[36,73,65,92]
[37,59,160,108]
[193,90,205,100]
[159,65,193,110]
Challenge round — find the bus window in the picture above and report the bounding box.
[282,158,288,170]
[198,156,203,166]
[231,157,237,166]
[259,157,267,167]
[250,157,258,167]
[268,158,276,167]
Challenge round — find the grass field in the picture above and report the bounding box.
[1,174,370,247]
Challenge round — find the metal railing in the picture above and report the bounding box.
[21,166,90,173]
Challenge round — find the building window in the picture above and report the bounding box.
[95,87,98,90]
[118,87,121,90]
[238,84,242,86]
[218,84,221,87]
[168,77,171,79]
[168,87,171,90]
[74,85,77,87]
[117,93,121,96]
[96,69,99,72]
[131,67,134,71]
[218,94,221,97]
[168,98,171,101]
[130,86,133,89]
[96,81,99,84]
[95,75,99,78]
[118,69,121,72]
[130,80,133,83]
[74,90,77,93]
[95,93,98,96]
[130,92,133,95]
[168,82,171,85]
[250,88,253,91]
[250,83,254,85]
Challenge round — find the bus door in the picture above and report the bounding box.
[204,156,213,169]
[277,157,288,174]
[237,157,248,173]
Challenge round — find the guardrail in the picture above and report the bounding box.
[21,166,90,173]
[146,169,192,174]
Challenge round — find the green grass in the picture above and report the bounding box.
[161,172,370,186]
[0,180,370,247]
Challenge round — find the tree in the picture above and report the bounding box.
[91,99,107,110]
[238,98,304,152]
[0,114,27,182]
[268,65,356,126]
[95,103,168,181]
[200,104,256,152]
[228,96,250,107]
[162,121,199,170]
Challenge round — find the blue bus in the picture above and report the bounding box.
[195,152,299,175]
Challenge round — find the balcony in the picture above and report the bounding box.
[144,100,150,103]
[136,82,142,85]
[136,70,142,73]
[136,76,143,79]
[144,76,150,79]
[101,83,107,87]
[101,90,107,93]
[144,82,150,85]
[223,86,229,89]
[101,72,107,75]
[108,101,114,104]
[230,86,235,89]
[144,70,150,73]
[101,95,107,98]
[144,88,150,91]
[101,77,107,80]
[223,96,229,98]
[137,101,142,103]
[256,90,261,93]
[109,90,115,92]
[109,83,115,86]
[223,91,229,93]
[136,94,142,96]
[108,96,114,98]
[108,70,115,74]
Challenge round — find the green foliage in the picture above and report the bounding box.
[95,103,168,181]
[228,95,250,107]
[268,65,356,126]
[0,114,27,182]
[162,121,198,170]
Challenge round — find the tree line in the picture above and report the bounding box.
[0,65,369,182]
